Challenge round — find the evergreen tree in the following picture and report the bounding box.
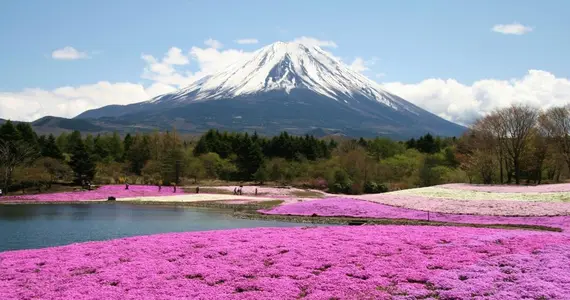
[236,136,264,180]
[67,131,83,153]
[56,132,69,153]
[93,134,110,161]
[0,120,21,142]
[15,123,38,148]
[69,137,96,184]
[108,132,124,161]
[42,134,63,159]
[123,133,133,160]
[127,135,151,175]
[84,134,95,156]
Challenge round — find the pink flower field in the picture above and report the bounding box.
[1,226,569,299]
[260,198,570,230]
[440,183,570,193]
[0,185,185,202]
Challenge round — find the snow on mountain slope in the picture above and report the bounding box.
[149,41,419,115]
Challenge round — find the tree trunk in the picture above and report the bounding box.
[514,158,520,185]
[499,155,504,184]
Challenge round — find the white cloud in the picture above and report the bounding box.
[492,23,533,35]
[204,38,223,49]
[349,57,378,73]
[235,38,259,45]
[292,36,337,48]
[163,47,189,65]
[51,46,89,60]
[349,57,368,72]
[7,36,570,129]
[0,82,170,121]
[140,47,195,88]
[381,70,570,125]
[1,40,256,121]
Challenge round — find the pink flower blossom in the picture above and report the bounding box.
[1,226,569,299]
[260,198,570,230]
[0,185,185,202]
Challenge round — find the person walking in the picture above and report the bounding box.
[196,186,200,194]
[173,184,177,193]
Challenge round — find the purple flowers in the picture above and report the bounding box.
[1,226,568,299]
[0,185,185,202]
[260,198,570,230]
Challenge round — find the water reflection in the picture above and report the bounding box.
[0,203,311,252]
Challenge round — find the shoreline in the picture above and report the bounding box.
[0,198,562,232]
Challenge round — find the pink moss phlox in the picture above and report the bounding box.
[260,198,570,230]
[1,226,569,299]
[0,185,185,202]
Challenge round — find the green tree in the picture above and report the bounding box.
[184,156,205,183]
[0,120,21,142]
[67,131,83,154]
[367,137,406,161]
[84,134,95,156]
[108,132,124,161]
[253,163,269,184]
[15,123,39,149]
[126,134,151,175]
[236,136,264,180]
[123,133,133,160]
[0,141,40,194]
[69,137,96,184]
[56,132,69,153]
[199,152,223,179]
[41,134,63,159]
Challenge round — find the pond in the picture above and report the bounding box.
[0,203,313,252]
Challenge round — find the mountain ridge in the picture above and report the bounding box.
[67,41,464,138]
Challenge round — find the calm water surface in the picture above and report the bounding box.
[0,203,312,252]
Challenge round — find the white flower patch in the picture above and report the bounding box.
[390,187,570,202]
[117,194,278,203]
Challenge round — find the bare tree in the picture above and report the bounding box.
[497,104,539,184]
[471,114,507,183]
[0,141,40,194]
[539,105,570,171]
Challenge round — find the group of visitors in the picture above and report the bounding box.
[81,180,93,190]
[232,186,259,196]
[233,186,243,195]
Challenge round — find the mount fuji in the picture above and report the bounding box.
[73,41,465,138]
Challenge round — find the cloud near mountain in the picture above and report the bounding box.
[1,37,568,126]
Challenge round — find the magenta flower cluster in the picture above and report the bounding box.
[0,185,185,202]
[260,198,570,230]
[440,183,570,193]
[1,226,568,299]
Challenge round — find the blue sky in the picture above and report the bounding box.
[1,0,569,123]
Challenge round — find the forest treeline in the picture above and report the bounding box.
[1,103,569,195]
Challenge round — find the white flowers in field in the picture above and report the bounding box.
[117,194,277,203]
[391,186,570,202]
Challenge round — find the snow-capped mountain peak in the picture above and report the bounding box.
[150,41,417,113]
